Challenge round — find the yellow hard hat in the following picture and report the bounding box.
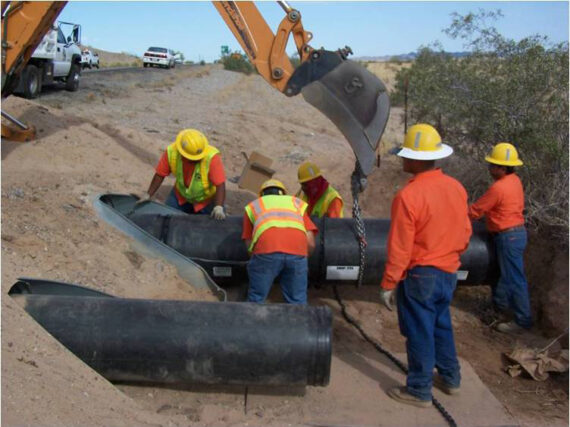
[298,161,322,183]
[259,179,287,197]
[175,129,209,161]
[398,124,453,160]
[485,142,523,166]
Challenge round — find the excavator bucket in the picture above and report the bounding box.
[286,50,390,177]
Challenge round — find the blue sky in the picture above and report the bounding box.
[59,1,569,62]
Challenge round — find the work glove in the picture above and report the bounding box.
[211,205,226,220]
[379,289,395,311]
[131,192,149,204]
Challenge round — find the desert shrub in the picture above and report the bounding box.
[393,10,569,241]
[220,50,255,75]
[200,60,206,66]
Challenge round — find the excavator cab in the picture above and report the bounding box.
[215,1,390,178]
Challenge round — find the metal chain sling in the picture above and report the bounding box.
[350,161,367,287]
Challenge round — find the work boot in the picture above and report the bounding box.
[387,386,432,408]
[495,321,525,334]
[433,374,460,396]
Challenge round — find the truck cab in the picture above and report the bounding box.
[15,21,82,99]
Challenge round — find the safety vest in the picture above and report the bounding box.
[301,185,344,218]
[167,143,219,204]
[244,195,308,253]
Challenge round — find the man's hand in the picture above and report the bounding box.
[211,205,226,220]
[379,289,395,311]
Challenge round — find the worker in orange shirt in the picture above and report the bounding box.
[141,129,227,219]
[242,179,317,304]
[297,162,344,218]
[379,124,472,408]
[469,143,532,334]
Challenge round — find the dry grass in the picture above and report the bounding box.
[363,61,411,93]
[81,45,142,69]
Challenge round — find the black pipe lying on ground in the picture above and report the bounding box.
[128,211,498,287]
[9,278,332,387]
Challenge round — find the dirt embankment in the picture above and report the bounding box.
[1,63,567,426]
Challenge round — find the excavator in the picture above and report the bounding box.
[1,1,390,181]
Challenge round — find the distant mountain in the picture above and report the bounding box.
[353,51,470,62]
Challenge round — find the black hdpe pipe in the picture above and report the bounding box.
[9,278,332,387]
[127,211,498,287]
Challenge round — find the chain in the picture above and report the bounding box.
[332,283,458,427]
[350,161,367,287]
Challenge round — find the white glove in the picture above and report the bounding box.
[379,289,395,311]
[211,205,226,220]
[133,192,151,204]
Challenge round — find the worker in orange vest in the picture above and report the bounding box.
[469,143,532,334]
[379,124,472,408]
[141,129,226,219]
[297,162,344,218]
[242,179,317,304]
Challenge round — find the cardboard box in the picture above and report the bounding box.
[238,151,275,194]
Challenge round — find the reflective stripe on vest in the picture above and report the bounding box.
[167,143,220,204]
[244,195,307,253]
[301,185,344,218]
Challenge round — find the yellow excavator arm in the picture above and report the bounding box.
[2,1,390,178]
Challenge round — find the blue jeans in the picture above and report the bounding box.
[493,229,532,328]
[165,188,213,215]
[396,266,461,401]
[247,253,308,304]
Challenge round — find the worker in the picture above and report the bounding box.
[242,179,317,304]
[141,128,226,219]
[379,124,472,408]
[468,143,532,334]
[297,161,344,218]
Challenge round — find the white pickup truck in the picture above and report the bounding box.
[15,21,82,99]
[81,49,100,69]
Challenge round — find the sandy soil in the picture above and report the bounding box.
[2,64,567,426]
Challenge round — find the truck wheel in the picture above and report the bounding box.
[143,63,148,68]
[21,65,41,99]
[65,64,80,92]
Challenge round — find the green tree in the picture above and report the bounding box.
[394,10,569,239]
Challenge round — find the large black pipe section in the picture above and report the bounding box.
[129,212,498,287]
[9,278,332,387]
